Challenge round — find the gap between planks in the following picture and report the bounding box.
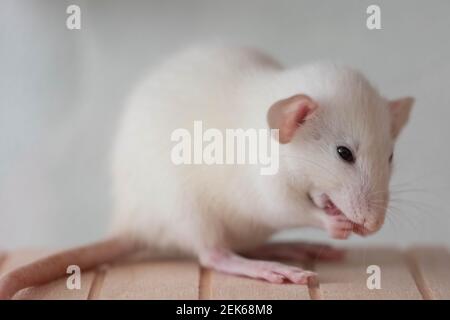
[198,267,212,300]
[305,259,321,300]
[405,251,431,300]
[406,247,450,300]
[87,266,108,300]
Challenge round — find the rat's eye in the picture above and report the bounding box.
[337,146,355,163]
[389,152,394,163]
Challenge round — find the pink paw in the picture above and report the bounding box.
[250,261,317,284]
[324,214,353,239]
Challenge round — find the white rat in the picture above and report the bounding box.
[0,46,413,298]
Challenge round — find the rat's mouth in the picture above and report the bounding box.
[310,193,371,236]
[323,198,343,216]
[311,193,345,217]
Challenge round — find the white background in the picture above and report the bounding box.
[1,0,449,250]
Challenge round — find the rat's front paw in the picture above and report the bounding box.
[324,214,353,239]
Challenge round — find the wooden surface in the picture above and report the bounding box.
[0,247,449,300]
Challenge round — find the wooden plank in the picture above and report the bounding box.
[0,249,94,300]
[408,247,450,300]
[97,260,200,299]
[314,248,422,300]
[1,247,448,299]
[205,262,311,300]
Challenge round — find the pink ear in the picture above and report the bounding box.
[389,97,414,139]
[267,94,318,144]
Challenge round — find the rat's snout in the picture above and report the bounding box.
[330,184,389,236]
[310,182,389,236]
[357,188,390,234]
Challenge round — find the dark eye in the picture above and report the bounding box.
[389,152,394,163]
[337,146,355,163]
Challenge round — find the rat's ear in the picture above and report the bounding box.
[389,97,414,139]
[267,94,318,144]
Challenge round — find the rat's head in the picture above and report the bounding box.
[268,65,414,236]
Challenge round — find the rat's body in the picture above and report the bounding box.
[0,46,414,298]
[111,47,318,256]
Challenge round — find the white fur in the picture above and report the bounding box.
[110,46,401,258]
